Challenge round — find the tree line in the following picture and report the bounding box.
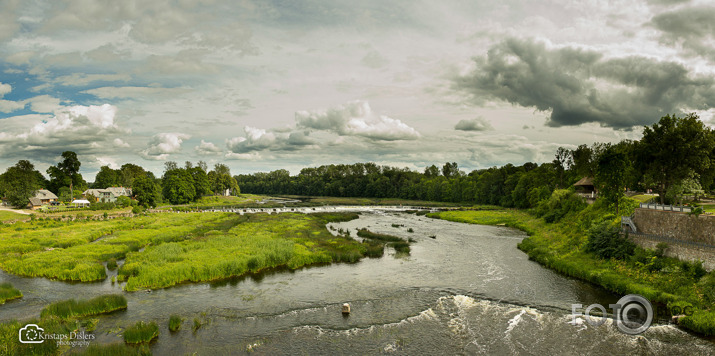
[0,155,239,208]
[236,114,715,211]
[1,113,712,210]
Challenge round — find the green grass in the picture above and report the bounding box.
[168,315,182,332]
[0,210,27,222]
[430,200,715,336]
[40,294,127,319]
[123,321,159,344]
[0,318,74,356]
[356,229,411,254]
[0,282,22,304]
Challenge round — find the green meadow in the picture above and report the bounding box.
[0,210,28,223]
[430,199,715,336]
[0,282,22,304]
[0,211,376,290]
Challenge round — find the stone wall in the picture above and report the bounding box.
[633,208,715,245]
[631,208,715,271]
[628,234,715,271]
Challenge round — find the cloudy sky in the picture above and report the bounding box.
[0,0,713,179]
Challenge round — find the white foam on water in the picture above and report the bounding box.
[505,310,526,334]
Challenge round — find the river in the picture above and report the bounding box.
[1,210,714,355]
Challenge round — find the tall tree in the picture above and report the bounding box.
[442,162,460,178]
[595,145,630,214]
[1,160,44,207]
[637,113,714,203]
[93,166,120,188]
[47,151,86,193]
[133,175,161,208]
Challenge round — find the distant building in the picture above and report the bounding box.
[83,187,132,203]
[573,177,597,200]
[27,189,58,209]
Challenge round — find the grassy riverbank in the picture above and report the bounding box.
[0,282,22,304]
[429,198,715,336]
[0,211,375,290]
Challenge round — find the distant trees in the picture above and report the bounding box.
[208,164,239,196]
[595,145,630,214]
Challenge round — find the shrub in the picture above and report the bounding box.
[123,321,159,344]
[132,206,143,214]
[585,221,634,260]
[168,315,182,332]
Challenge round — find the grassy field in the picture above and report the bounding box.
[40,295,127,319]
[118,212,368,290]
[0,210,379,290]
[429,200,715,336]
[0,210,28,223]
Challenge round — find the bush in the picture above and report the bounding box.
[132,206,143,214]
[169,315,182,332]
[116,196,132,208]
[585,221,634,260]
[536,189,587,223]
[123,321,159,344]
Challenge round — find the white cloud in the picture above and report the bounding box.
[0,82,11,97]
[226,127,277,153]
[113,138,130,148]
[95,156,120,169]
[195,139,223,155]
[141,132,191,160]
[27,95,62,113]
[296,100,420,141]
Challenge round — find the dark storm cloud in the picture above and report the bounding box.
[650,5,715,61]
[454,38,715,128]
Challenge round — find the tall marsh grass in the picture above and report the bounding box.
[0,282,22,304]
[40,294,127,319]
[123,321,159,344]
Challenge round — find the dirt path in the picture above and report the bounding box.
[0,206,31,215]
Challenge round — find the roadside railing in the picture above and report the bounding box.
[639,202,692,213]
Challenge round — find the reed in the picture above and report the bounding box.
[123,321,159,344]
[40,294,127,319]
[0,282,22,304]
[168,314,182,332]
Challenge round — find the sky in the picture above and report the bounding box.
[0,0,714,180]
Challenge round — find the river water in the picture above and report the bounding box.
[1,211,714,355]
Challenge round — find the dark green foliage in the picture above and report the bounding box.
[90,202,116,211]
[192,318,202,331]
[584,221,635,260]
[93,166,121,189]
[133,175,161,208]
[312,212,360,223]
[595,145,630,214]
[389,241,410,253]
[132,205,144,214]
[162,168,196,204]
[0,160,44,208]
[681,260,707,281]
[698,274,715,304]
[123,321,159,344]
[356,229,402,242]
[47,151,86,193]
[363,241,385,258]
[168,315,182,332]
[107,258,118,270]
[40,294,127,319]
[536,189,587,223]
[0,282,22,303]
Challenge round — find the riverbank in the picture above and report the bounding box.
[428,200,715,336]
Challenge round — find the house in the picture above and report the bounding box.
[83,187,132,203]
[574,177,597,199]
[26,189,58,209]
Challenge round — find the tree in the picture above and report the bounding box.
[162,168,195,204]
[1,160,44,208]
[424,165,440,178]
[209,164,239,195]
[442,162,460,178]
[553,147,572,188]
[637,113,714,203]
[595,145,630,214]
[119,163,148,187]
[47,151,86,193]
[93,166,120,188]
[133,175,160,208]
